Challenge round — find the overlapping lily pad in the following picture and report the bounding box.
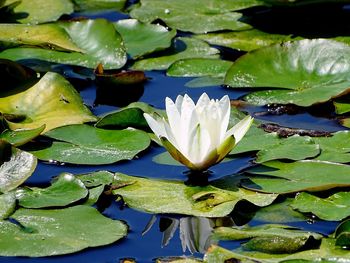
[73,0,126,11]
[0,191,16,219]
[132,37,220,71]
[0,125,45,146]
[114,19,176,58]
[243,160,350,193]
[214,224,322,253]
[30,124,151,165]
[195,29,295,52]
[17,173,88,208]
[291,192,350,221]
[225,39,350,107]
[0,205,127,257]
[0,72,97,132]
[0,140,36,193]
[4,0,74,24]
[0,19,127,69]
[129,0,254,33]
[112,173,277,217]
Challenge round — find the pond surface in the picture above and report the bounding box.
[1,2,350,263]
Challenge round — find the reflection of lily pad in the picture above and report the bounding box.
[4,0,73,24]
[17,173,88,208]
[0,19,127,69]
[30,124,151,165]
[0,140,36,193]
[0,205,127,257]
[115,19,176,58]
[112,173,277,217]
[225,39,350,106]
[244,160,350,193]
[130,0,254,33]
[0,72,97,132]
[132,37,219,71]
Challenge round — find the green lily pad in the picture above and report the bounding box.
[204,239,350,263]
[195,29,295,52]
[114,19,176,58]
[0,191,16,219]
[83,185,105,206]
[0,23,83,52]
[291,192,350,221]
[0,72,97,132]
[96,102,165,129]
[214,224,322,254]
[129,0,254,33]
[225,39,350,107]
[0,125,45,146]
[131,37,220,71]
[73,0,126,11]
[30,124,151,165]
[112,173,277,217]
[334,99,350,114]
[335,220,350,247]
[0,205,127,257]
[4,0,73,24]
[17,173,88,208]
[185,76,225,88]
[0,140,36,193]
[0,19,127,69]
[243,160,350,194]
[76,170,115,188]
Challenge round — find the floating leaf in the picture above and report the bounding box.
[30,124,151,165]
[17,173,88,208]
[243,160,350,194]
[225,39,350,107]
[0,191,15,219]
[0,19,127,69]
[0,125,45,146]
[76,170,115,188]
[0,205,127,257]
[132,37,219,71]
[0,72,97,132]
[112,173,277,217]
[129,0,254,33]
[115,19,176,58]
[4,0,74,24]
[0,140,36,193]
[335,220,350,247]
[195,29,294,52]
[214,224,322,254]
[291,192,350,221]
[204,239,350,263]
[73,0,126,11]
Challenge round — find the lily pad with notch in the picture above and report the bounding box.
[225,39,350,107]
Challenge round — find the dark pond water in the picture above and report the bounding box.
[1,5,349,263]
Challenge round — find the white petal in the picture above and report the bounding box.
[165,97,181,142]
[188,124,211,164]
[195,93,210,113]
[179,94,198,153]
[143,113,167,138]
[225,116,253,143]
[174,94,184,113]
[218,95,231,141]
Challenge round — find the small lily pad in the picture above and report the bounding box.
[225,39,350,107]
[112,173,277,217]
[0,72,97,132]
[244,160,350,194]
[0,125,45,146]
[132,37,219,71]
[115,19,176,58]
[0,140,36,193]
[17,173,88,208]
[0,205,128,257]
[30,124,151,165]
[291,192,350,221]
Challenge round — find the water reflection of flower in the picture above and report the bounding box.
[142,215,234,254]
[144,93,253,172]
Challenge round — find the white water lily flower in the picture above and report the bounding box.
[144,93,253,171]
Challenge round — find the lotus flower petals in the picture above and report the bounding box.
[144,93,253,171]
